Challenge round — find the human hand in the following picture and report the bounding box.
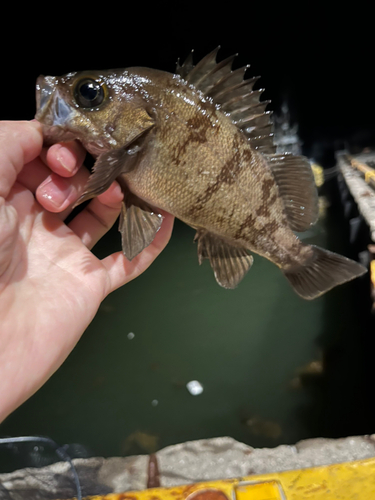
[0,121,174,422]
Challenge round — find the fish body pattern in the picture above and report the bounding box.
[35,48,366,298]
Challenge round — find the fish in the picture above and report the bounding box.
[35,47,367,299]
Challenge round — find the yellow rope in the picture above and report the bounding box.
[350,158,375,183]
[351,159,364,171]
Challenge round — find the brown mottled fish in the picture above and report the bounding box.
[35,48,366,299]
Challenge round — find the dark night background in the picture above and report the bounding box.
[2,4,374,162]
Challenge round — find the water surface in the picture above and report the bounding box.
[0,205,372,471]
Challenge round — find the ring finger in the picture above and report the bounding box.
[36,166,90,215]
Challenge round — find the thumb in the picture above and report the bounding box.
[0,120,42,276]
[0,120,43,199]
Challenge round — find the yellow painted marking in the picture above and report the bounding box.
[350,158,375,186]
[371,260,375,288]
[82,457,375,500]
[235,480,283,499]
[365,170,375,184]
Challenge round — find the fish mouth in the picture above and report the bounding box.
[35,75,56,115]
[35,75,78,145]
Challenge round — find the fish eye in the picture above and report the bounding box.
[74,78,105,108]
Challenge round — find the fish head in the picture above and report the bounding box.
[35,70,155,156]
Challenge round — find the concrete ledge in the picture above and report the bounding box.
[1,435,375,499]
[338,152,375,241]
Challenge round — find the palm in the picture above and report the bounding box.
[0,121,173,421]
[1,185,105,338]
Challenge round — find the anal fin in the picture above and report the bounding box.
[119,194,163,261]
[195,230,253,288]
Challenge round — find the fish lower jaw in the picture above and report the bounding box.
[40,125,76,146]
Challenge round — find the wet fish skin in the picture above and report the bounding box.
[35,49,367,298]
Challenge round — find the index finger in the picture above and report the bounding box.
[0,120,43,199]
[43,141,87,177]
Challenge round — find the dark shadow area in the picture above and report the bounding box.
[295,166,375,440]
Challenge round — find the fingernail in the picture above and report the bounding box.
[28,119,42,131]
[38,176,73,209]
[56,146,76,172]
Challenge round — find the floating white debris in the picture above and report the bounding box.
[151,399,159,407]
[127,332,135,340]
[186,380,204,396]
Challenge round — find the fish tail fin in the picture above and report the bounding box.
[283,245,367,300]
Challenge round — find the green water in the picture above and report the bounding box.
[0,203,372,471]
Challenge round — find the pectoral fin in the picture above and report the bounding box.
[119,194,163,261]
[74,117,153,208]
[195,230,253,288]
[73,148,135,207]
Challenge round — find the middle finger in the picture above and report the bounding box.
[44,141,86,177]
[17,141,87,194]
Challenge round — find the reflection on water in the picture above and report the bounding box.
[0,202,373,472]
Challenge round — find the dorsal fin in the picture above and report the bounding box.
[176,50,195,79]
[176,47,276,154]
[266,153,319,232]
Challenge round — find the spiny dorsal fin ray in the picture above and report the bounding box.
[176,47,275,155]
[176,50,195,79]
[233,111,273,132]
[221,95,269,115]
[182,46,221,87]
[224,93,267,120]
[266,153,319,232]
[195,230,254,289]
[208,68,254,101]
[249,135,276,154]
[195,54,238,95]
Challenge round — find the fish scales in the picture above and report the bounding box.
[35,48,367,298]
[123,69,293,263]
